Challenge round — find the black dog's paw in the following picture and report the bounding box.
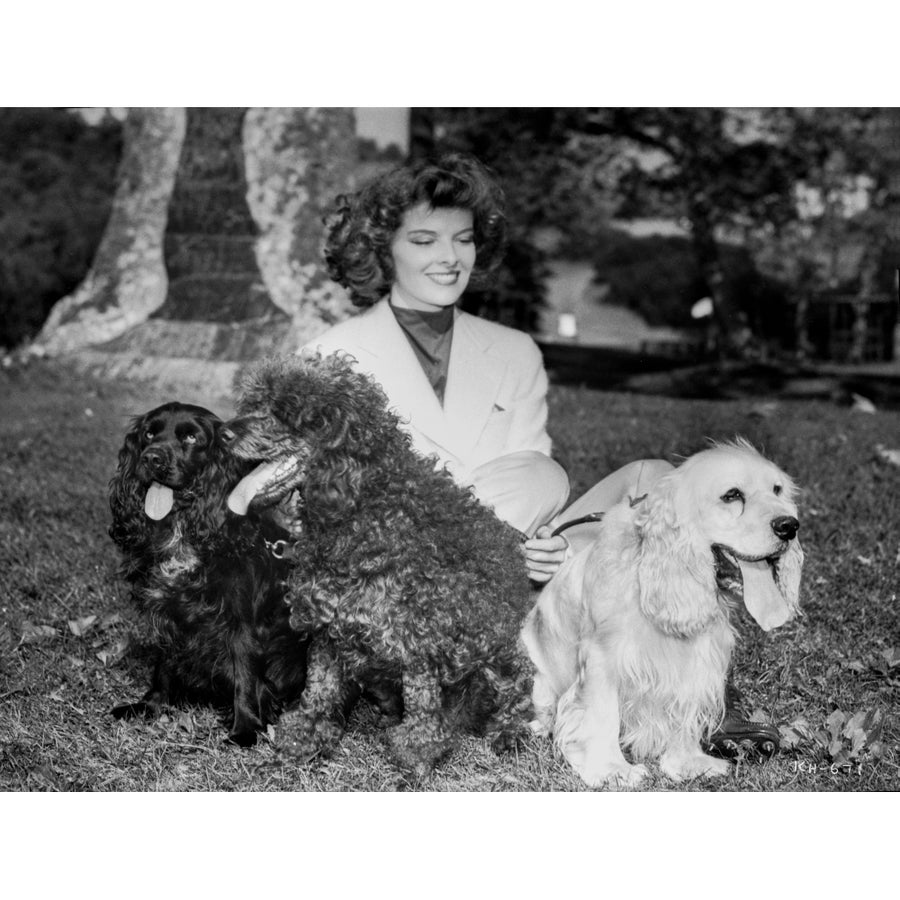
[226,729,260,748]
[112,700,156,720]
[489,725,529,756]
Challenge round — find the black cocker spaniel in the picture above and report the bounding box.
[108,401,308,745]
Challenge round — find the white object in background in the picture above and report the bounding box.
[691,297,714,319]
[851,393,877,414]
[558,313,578,339]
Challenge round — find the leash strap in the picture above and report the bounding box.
[549,494,648,538]
[551,512,605,538]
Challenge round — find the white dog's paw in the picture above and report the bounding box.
[579,760,649,790]
[660,751,732,782]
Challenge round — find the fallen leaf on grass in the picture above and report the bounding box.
[750,402,779,418]
[95,637,130,667]
[875,444,900,466]
[779,717,813,750]
[851,393,876,413]
[856,555,873,566]
[68,615,98,637]
[99,612,123,630]
[17,622,59,647]
[28,764,68,792]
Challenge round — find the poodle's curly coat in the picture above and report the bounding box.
[226,353,535,778]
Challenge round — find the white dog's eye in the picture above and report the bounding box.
[773,484,782,496]
[721,488,744,504]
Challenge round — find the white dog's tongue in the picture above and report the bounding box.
[738,557,791,631]
[144,482,174,520]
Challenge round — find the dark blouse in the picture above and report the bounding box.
[390,303,455,404]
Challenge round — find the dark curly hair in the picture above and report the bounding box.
[324,153,508,308]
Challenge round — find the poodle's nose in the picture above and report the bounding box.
[771,515,799,541]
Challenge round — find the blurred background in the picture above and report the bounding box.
[2,107,898,396]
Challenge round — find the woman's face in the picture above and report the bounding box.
[389,203,476,312]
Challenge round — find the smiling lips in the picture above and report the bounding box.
[426,271,460,285]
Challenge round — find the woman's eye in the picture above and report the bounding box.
[721,488,745,504]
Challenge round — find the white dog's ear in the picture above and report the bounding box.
[776,538,804,615]
[635,473,720,637]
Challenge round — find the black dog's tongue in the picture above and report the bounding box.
[145,483,174,520]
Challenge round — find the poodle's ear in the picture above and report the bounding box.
[108,416,150,547]
[304,451,364,525]
[776,538,804,616]
[635,471,720,637]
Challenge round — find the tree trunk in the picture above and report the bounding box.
[34,108,185,354]
[33,107,358,394]
[243,107,357,349]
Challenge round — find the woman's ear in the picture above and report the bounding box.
[635,472,720,637]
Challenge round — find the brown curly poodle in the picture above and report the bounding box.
[223,353,535,779]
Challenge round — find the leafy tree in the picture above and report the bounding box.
[0,108,122,348]
[422,107,889,355]
[567,108,877,354]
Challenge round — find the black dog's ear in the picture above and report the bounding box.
[182,418,242,544]
[109,413,150,548]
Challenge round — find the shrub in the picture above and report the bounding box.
[0,108,122,348]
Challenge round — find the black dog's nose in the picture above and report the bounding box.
[771,515,799,541]
[143,447,168,472]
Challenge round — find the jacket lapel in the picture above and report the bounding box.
[443,311,505,457]
[354,300,449,448]
[353,301,505,462]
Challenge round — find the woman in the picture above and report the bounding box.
[257,152,778,758]
[302,153,672,583]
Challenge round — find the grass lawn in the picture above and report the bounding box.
[1,358,897,792]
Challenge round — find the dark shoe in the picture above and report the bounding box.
[705,716,780,760]
[705,683,780,760]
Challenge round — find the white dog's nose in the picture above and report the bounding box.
[771,516,799,541]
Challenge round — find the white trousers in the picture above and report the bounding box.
[468,451,570,538]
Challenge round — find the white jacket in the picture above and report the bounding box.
[301,298,553,486]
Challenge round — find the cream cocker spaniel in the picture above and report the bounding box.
[521,439,803,788]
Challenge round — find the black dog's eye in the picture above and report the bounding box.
[773,484,782,496]
[144,429,155,443]
[721,488,745,504]
[183,434,198,445]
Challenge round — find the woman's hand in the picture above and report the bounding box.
[523,525,569,584]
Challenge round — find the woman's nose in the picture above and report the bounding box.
[436,239,458,265]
